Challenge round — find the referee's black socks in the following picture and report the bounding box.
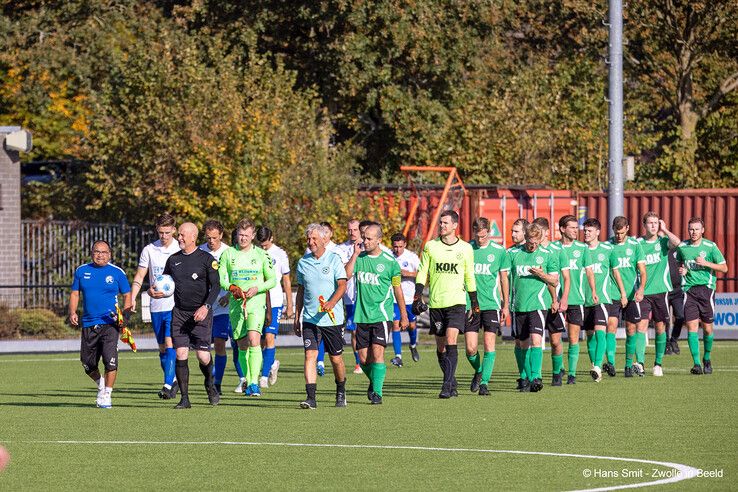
[306,383,317,400]
[445,345,458,384]
[175,359,189,398]
[199,358,214,387]
[335,379,346,394]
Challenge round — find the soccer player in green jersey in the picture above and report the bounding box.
[464,217,510,396]
[607,216,647,377]
[414,210,477,399]
[676,217,728,375]
[508,223,559,392]
[509,218,529,389]
[346,224,408,404]
[532,217,568,386]
[582,218,615,382]
[638,212,681,376]
[558,215,597,384]
[218,219,277,397]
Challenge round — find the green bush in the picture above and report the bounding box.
[0,307,76,339]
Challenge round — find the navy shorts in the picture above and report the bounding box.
[211,313,232,340]
[393,304,417,323]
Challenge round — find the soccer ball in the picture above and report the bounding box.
[154,274,175,297]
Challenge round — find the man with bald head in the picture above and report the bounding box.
[163,222,222,409]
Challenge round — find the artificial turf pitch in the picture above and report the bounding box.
[0,341,736,490]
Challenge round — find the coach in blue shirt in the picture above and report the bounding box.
[294,223,347,409]
[69,240,132,409]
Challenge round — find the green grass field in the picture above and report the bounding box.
[1,340,737,490]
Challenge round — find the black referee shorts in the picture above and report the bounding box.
[429,305,466,337]
[171,307,212,351]
[80,324,119,374]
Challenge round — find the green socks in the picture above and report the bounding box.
[606,332,616,364]
[594,329,606,367]
[552,353,563,375]
[514,346,525,378]
[567,343,580,377]
[360,363,373,380]
[704,334,714,361]
[688,332,700,365]
[238,347,250,383]
[586,332,596,363]
[625,334,635,368]
[247,346,262,385]
[481,351,496,384]
[635,331,646,364]
[655,332,667,365]
[467,351,482,373]
[370,363,386,396]
[530,347,543,380]
[522,347,531,380]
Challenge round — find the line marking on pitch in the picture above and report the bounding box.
[13,440,700,491]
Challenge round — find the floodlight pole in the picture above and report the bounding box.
[607,0,624,235]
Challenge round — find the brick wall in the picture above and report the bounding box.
[0,130,22,306]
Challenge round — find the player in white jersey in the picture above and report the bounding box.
[198,220,238,395]
[257,226,293,388]
[336,219,363,374]
[390,232,421,366]
[130,213,181,398]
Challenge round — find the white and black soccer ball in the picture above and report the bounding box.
[154,274,175,297]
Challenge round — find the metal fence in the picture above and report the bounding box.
[15,220,154,312]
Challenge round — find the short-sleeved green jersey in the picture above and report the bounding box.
[556,240,589,306]
[676,239,726,291]
[639,236,672,295]
[508,245,558,312]
[607,237,646,301]
[353,251,402,323]
[416,238,476,309]
[585,242,613,307]
[546,241,569,299]
[465,240,510,311]
[218,245,277,313]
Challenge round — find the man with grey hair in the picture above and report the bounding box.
[294,223,348,409]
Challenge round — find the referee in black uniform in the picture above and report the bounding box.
[164,222,221,409]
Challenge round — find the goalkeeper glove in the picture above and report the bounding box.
[229,284,245,300]
[467,291,480,323]
[411,283,428,316]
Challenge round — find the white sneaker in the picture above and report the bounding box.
[259,376,269,389]
[234,378,246,393]
[353,364,363,375]
[268,360,280,386]
[653,365,663,377]
[97,392,112,409]
[96,387,105,407]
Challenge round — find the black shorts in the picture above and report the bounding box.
[684,285,715,324]
[356,321,390,349]
[668,288,685,321]
[303,323,344,356]
[566,305,585,327]
[623,300,643,324]
[429,305,466,337]
[513,310,546,340]
[642,293,670,324]
[546,310,566,334]
[464,310,501,333]
[607,301,623,320]
[583,304,609,331]
[171,307,212,351]
[80,324,119,374]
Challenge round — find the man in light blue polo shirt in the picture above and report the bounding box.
[294,223,347,410]
[69,240,132,409]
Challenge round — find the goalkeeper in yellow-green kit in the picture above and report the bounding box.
[219,219,277,397]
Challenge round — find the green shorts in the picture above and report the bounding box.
[229,302,266,340]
